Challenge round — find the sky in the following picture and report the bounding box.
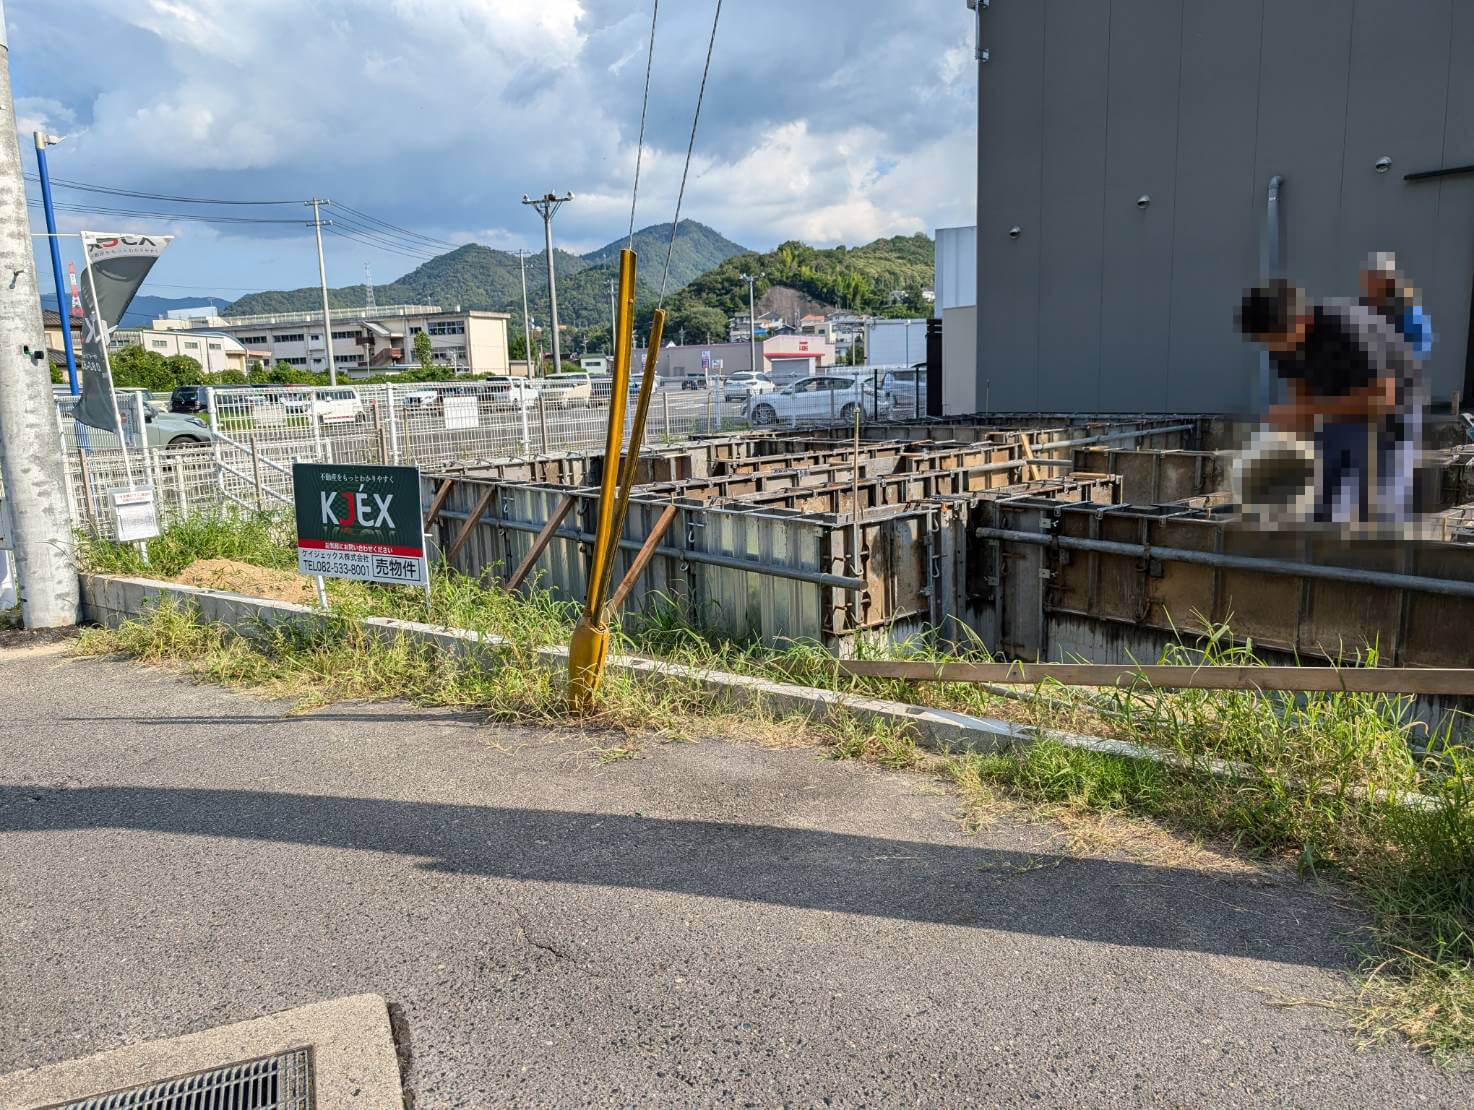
[13,0,977,305]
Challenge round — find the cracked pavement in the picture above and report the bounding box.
[2,645,1471,1106]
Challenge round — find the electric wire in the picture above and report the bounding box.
[627,0,659,251]
[659,0,722,303]
[330,203,462,251]
[25,199,302,225]
[22,173,298,205]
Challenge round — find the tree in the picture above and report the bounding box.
[216,369,248,385]
[108,345,173,391]
[162,353,203,386]
[413,331,434,371]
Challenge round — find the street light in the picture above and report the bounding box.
[33,132,78,393]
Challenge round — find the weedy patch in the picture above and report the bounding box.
[75,517,1474,1062]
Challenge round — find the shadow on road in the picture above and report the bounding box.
[0,783,1356,969]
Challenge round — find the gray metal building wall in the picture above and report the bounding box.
[975,1,1474,413]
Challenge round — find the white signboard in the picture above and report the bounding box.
[297,546,426,586]
[252,402,287,428]
[108,486,160,542]
[443,395,479,431]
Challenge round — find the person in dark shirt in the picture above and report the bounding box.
[1237,279,1420,523]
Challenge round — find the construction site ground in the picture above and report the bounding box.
[2,643,1471,1106]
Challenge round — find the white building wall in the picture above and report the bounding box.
[934,225,977,312]
[863,319,928,367]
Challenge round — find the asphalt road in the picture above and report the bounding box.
[2,644,1470,1107]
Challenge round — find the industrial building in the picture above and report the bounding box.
[160,304,511,376]
[970,0,1474,413]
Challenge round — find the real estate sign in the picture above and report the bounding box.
[293,463,426,586]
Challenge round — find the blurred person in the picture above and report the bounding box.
[1236,279,1421,523]
[1359,251,1434,359]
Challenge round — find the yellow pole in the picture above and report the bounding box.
[569,248,637,708]
[596,306,666,610]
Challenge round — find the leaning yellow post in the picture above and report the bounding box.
[595,306,666,610]
[568,248,637,709]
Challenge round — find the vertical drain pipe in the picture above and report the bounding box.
[1258,175,1284,414]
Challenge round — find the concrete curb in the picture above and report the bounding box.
[75,574,1443,810]
[0,992,402,1108]
[80,573,1048,753]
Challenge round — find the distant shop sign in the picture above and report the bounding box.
[293,463,426,586]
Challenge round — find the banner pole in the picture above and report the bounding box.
[81,232,134,489]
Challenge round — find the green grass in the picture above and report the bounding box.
[73,517,1474,1061]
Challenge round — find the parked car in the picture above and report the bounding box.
[745,375,883,426]
[538,372,594,406]
[63,392,215,449]
[589,374,614,403]
[881,366,928,416]
[723,371,775,401]
[482,376,539,408]
[281,387,365,422]
[681,371,710,391]
[168,384,210,414]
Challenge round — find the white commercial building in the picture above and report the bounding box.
[109,327,250,375]
[935,224,978,414]
[163,304,511,376]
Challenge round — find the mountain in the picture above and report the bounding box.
[42,292,231,328]
[221,219,748,334]
[652,233,936,342]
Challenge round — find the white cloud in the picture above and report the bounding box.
[14,0,977,292]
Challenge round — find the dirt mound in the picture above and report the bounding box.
[175,558,316,605]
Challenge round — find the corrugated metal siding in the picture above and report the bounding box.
[977,0,1474,412]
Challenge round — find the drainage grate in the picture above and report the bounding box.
[50,1048,315,1110]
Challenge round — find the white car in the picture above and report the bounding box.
[723,371,775,401]
[281,387,365,422]
[745,375,882,426]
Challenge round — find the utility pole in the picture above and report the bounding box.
[740,271,761,375]
[521,192,573,374]
[0,13,80,628]
[306,198,338,385]
[606,277,617,350]
[515,248,534,376]
[33,132,77,394]
[363,261,376,312]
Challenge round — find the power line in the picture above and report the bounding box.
[324,225,442,263]
[329,202,462,251]
[21,172,299,205]
[25,199,302,225]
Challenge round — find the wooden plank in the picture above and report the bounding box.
[423,478,455,528]
[823,659,1474,696]
[607,503,679,612]
[504,494,576,591]
[1017,433,1038,483]
[446,486,496,564]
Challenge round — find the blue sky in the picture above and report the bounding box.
[14,0,977,304]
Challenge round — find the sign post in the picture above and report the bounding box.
[292,463,428,610]
[108,485,159,564]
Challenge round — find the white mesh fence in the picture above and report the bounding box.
[47,374,915,536]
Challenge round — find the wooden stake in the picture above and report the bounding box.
[505,494,576,591]
[608,502,678,611]
[423,477,455,528]
[819,659,1474,696]
[446,486,496,563]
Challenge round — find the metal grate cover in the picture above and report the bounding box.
[50,1048,315,1110]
